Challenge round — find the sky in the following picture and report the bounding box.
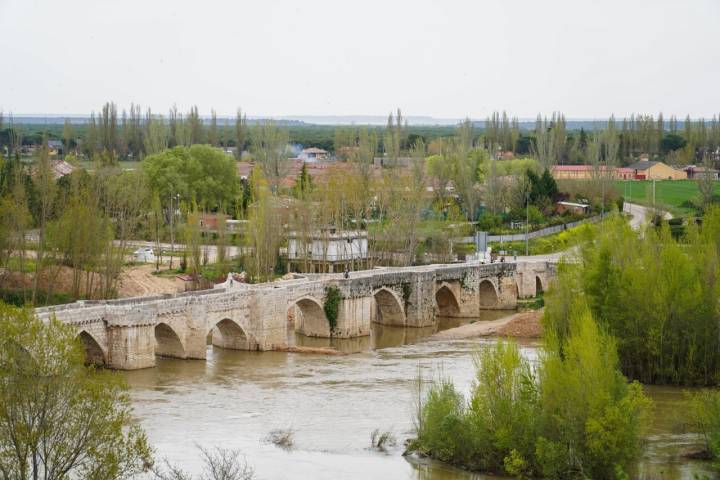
[1,0,719,121]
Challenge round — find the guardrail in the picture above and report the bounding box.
[454,215,603,244]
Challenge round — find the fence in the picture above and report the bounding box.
[454,215,604,245]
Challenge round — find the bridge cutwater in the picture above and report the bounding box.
[35,261,556,370]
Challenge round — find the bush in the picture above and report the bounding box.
[323,286,341,332]
[411,311,651,478]
[265,428,295,450]
[369,429,397,453]
[686,390,720,462]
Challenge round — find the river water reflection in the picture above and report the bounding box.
[125,314,716,480]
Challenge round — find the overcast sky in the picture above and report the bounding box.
[1,0,719,120]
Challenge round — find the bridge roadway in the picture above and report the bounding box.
[35,260,555,370]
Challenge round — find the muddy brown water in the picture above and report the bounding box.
[125,313,717,479]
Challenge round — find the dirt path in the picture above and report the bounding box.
[427,309,543,341]
[118,264,179,298]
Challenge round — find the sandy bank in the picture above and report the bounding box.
[427,309,543,341]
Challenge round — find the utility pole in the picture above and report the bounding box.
[652,178,656,210]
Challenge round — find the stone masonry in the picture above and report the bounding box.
[36,261,554,370]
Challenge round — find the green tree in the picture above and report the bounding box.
[0,303,152,479]
[31,136,56,304]
[234,108,247,160]
[143,145,239,211]
[244,167,282,282]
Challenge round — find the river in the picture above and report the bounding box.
[124,314,717,480]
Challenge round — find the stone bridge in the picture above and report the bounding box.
[35,261,555,370]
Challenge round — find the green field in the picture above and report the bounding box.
[615,180,720,215]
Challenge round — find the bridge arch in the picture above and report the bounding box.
[154,322,186,358]
[292,296,331,337]
[535,276,544,295]
[435,284,460,317]
[77,331,106,366]
[372,287,406,326]
[478,279,499,308]
[209,318,253,350]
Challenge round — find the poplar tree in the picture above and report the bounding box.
[62,118,74,154]
[208,109,219,147]
[31,136,56,304]
[250,121,290,194]
[234,108,247,160]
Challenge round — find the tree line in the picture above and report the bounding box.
[3,107,720,168]
[544,209,720,386]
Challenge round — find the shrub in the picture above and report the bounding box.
[323,286,341,332]
[686,390,720,463]
[265,428,295,450]
[411,312,651,478]
[369,429,397,453]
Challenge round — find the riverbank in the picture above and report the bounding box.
[427,309,543,341]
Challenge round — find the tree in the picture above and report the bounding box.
[0,303,152,479]
[661,133,687,154]
[31,136,56,304]
[187,106,204,145]
[208,110,219,147]
[153,446,254,480]
[185,203,203,284]
[234,108,247,160]
[62,118,75,154]
[143,145,239,211]
[244,167,282,282]
[250,121,290,194]
[698,153,717,209]
[144,111,168,155]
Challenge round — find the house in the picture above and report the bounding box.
[556,201,590,215]
[287,228,369,273]
[627,159,686,180]
[51,159,74,179]
[299,147,328,162]
[47,139,64,156]
[684,165,720,180]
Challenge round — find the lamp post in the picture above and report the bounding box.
[169,193,180,269]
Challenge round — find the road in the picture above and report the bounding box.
[623,202,672,230]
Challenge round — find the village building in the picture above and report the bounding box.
[299,147,329,162]
[287,228,369,273]
[555,201,591,216]
[627,159,686,180]
[47,139,64,156]
[51,159,75,179]
[683,165,720,180]
[551,165,623,180]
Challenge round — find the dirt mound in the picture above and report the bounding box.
[428,309,544,341]
[497,310,543,338]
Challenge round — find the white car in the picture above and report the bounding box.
[133,247,156,263]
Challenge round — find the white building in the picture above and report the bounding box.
[288,229,368,273]
[298,147,329,162]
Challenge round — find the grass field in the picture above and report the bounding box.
[615,180,720,215]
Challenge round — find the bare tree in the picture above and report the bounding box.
[153,446,254,480]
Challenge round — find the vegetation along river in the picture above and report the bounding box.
[124,314,716,480]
